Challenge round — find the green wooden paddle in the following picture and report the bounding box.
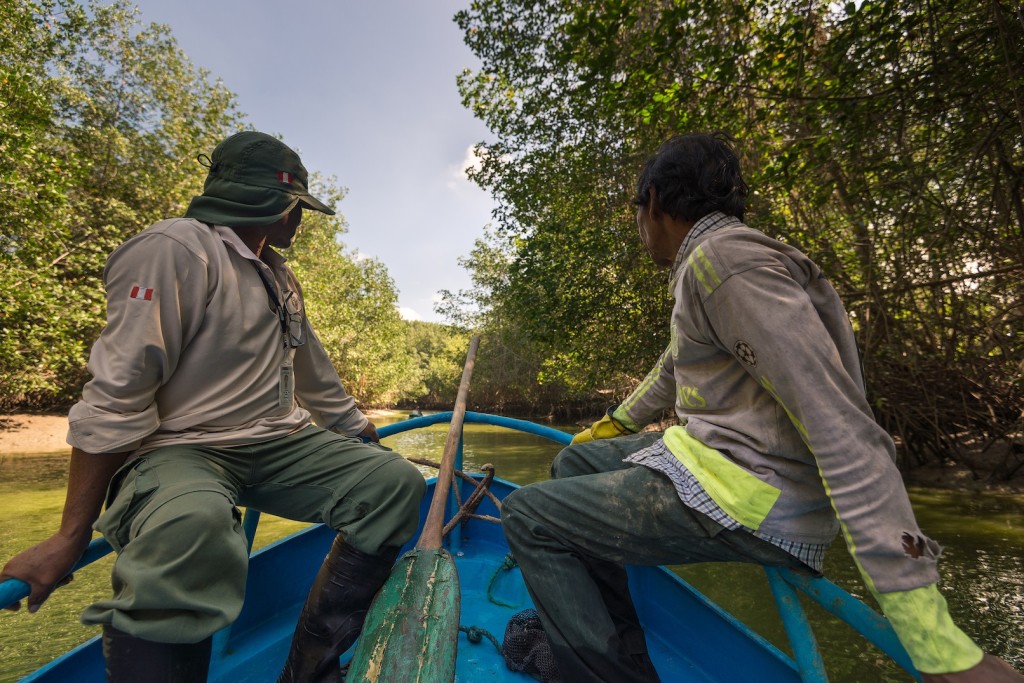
[346,335,480,683]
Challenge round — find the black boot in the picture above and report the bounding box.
[277,536,399,683]
[587,559,662,683]
[103,624,212,682]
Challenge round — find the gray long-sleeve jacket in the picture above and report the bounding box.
[617,214,988,673]
[619,213,939,594]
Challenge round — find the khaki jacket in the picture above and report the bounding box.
[68,219,368,456]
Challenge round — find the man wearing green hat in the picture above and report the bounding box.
[0,131,425,682]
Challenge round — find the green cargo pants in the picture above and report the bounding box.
[502,433,810,683]
[82,425,425,643]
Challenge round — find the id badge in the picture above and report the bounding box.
[279,356,295,408]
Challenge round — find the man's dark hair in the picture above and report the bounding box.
[634,133,748,222]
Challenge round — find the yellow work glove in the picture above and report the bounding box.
[571,406,638,444]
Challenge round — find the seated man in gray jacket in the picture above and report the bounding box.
[501,133,1022,683]
[1,131,425,682]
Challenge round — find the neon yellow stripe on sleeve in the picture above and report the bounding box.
[695,246,723,288]
[621,346,671,414]
[687,254,713,294]
[760,378,981,674]
[759,375,875,592]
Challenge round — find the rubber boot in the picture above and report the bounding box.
[588,559,662,683]
[277,536,399,683]
[102,624,212,682]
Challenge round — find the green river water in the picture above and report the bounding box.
[1,411,1022,682]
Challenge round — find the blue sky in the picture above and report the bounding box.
[130,0,495,323]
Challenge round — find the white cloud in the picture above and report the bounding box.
[398,306,422,321]
[446,145,484,190]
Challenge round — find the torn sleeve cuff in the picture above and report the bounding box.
[875,583,983,674]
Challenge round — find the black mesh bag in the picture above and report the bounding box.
[501,609,562,683]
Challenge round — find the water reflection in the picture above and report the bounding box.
[0,453,71,488]
[379,412,563,485]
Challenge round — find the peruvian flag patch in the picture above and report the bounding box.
[129,285,154,301]
[277,171,292,184]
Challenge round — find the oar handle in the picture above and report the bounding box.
[417,335,480,550]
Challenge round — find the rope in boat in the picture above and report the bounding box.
[459,625,503,654]
[407,458,522,609]
[406,458,502,537]
[444,463,496,535]
[487,553,520,608]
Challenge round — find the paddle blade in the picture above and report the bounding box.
[346,547,461,683]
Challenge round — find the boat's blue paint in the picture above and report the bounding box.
[378,410,575,446]
[19,477,802,683]
[767,567,828,682]
[0,537,114,612]
[6,413,920,682]
[767,567,919,679]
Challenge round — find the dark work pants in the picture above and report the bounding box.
[83,426,424,643]
[501,433,809,683]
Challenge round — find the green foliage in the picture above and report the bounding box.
[285,182,421,407]
[404,321,470,407]
[0,1,459,414]
[436,228,609,415]
[0,0,241,409]
[454,0,1024,461]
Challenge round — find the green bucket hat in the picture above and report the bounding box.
[184,131,335,227]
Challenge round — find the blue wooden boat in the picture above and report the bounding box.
[1,412,921,682]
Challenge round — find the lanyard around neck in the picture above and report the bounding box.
[251,261,296,348]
